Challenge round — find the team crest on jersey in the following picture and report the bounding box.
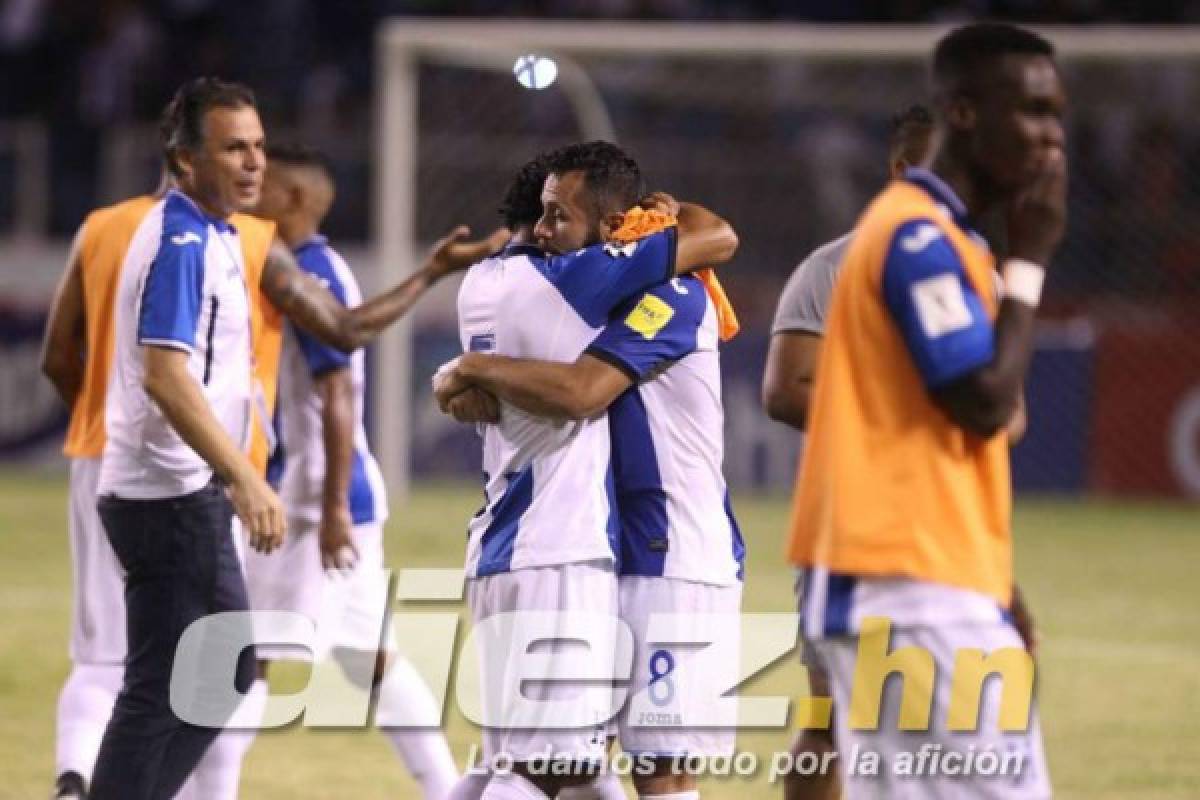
[625,294,674,340]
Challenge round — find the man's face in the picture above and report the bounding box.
[183,105,266,217]
[968,54,1066,194]
[533,171,602,255]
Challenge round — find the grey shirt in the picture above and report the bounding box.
[770,231,853,337]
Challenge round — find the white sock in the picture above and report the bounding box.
[639,792,699,799]
[444,772,490,800]
[558,773,628,799]
[480,772,549,799]
[175,678,267,799]
[373,657,459,799]
[55,663,123,781]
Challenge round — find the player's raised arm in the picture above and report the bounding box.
[930,151,1066,436]
[260,225,507,353]
[41,223,88,407]
[673,201,738,273]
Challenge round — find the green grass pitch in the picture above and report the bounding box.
[1,470,1197,798]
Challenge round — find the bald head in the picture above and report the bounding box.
[256,143,335,246]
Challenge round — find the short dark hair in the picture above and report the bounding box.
[160,77,257,176]
[543,140,644,218]
[889,104,934,163]
[499,155,549,229]
[267,141,333,179]
[933,23,1055,97]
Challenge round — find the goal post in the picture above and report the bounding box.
[375,20,1200,500]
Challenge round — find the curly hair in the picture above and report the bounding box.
[543,140,644,218]
[498,155,549,230]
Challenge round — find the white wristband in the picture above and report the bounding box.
[1002,259,1046,308]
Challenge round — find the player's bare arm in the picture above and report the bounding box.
[314,367,358,570]
[761,330,821,430]
[142,346,284,552]
[933,150,1066,436]
[671,201,739,273]
[40,225,88,407]
[440,352,631,421]
[261,225,507,353]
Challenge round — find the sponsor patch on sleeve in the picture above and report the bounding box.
[624,294,675,340]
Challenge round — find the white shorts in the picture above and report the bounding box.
[466,560,618,763]
[243,518,393,661]
[811,623,1053,800]
[68,457,126,664]
[617,576,742,758]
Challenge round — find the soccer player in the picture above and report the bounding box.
[786,22,1066,799]
[438,197,744,800]
[762,104,934,800]
[242,143,461,799]
[437,142,738,800]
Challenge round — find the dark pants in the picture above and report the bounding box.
[91,482,255,800]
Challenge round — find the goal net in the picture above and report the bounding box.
[376,21,1200,500]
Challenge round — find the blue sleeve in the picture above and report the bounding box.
[881,218,995,388]
[291,246,352,376]
[585,275,704,381]
[544,228,677,327]
[137,224,206,351]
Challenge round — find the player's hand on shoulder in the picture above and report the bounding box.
[1007,147,1067,267]
[229,471,286,554]
[448,387,500,424]
[638,191,680,217]
[319,505,358,573]
[427,225,510,280]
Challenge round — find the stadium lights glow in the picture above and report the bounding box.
[512,54,558,90]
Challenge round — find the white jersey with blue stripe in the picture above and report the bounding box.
[269,235,387,525]
[99,189,253,499]
[457,231,677,578]
[586,275,744,587]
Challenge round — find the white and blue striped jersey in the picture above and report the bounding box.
[99,189,253,499]
[267,235,387,526]
[586,275,744,587]
[457,231,678,578]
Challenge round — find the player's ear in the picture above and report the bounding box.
[173,146,196,183]
[945,94,976,132]
[599,210,626,240]
[288,183,305,213]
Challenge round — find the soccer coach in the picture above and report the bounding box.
[89,78,284,799]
